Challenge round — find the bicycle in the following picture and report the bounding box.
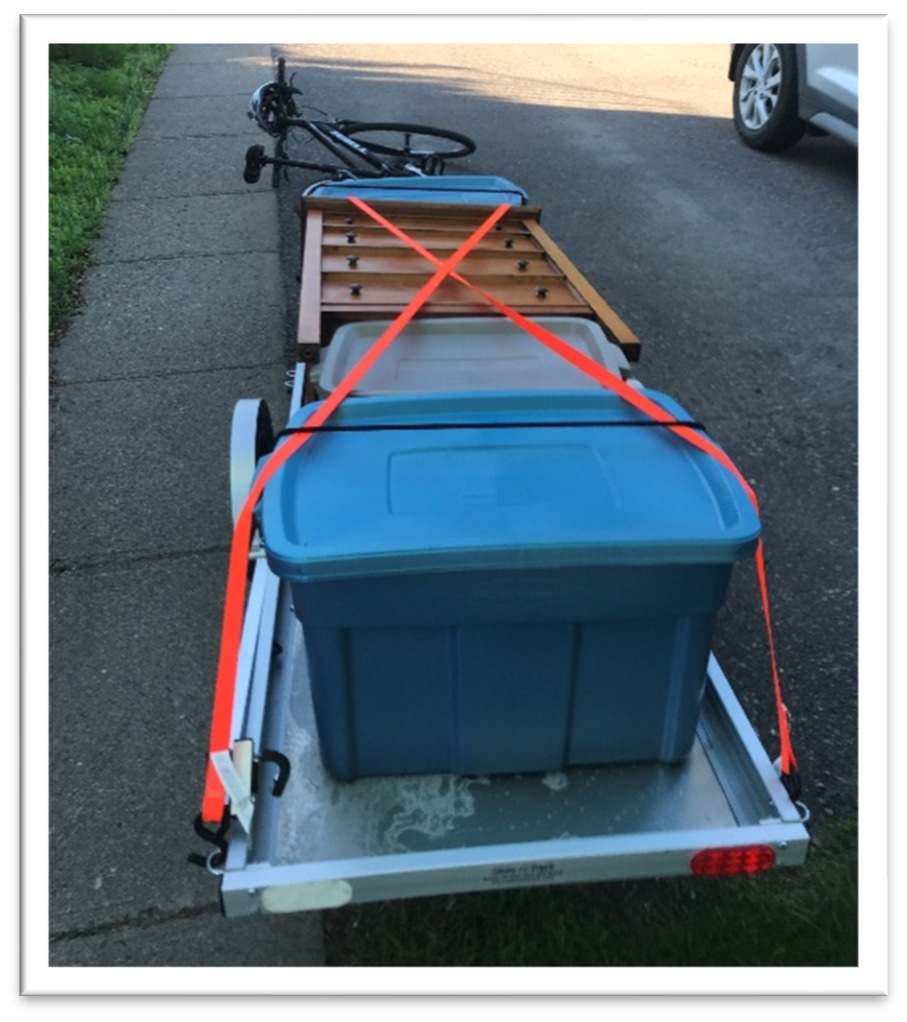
[243,58,477,188]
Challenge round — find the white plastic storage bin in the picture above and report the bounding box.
[317,316,631,396]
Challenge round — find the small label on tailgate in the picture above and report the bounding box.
[481,862,563,888]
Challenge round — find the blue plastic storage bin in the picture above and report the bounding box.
[261,390,760,780]
[304,174,528,206]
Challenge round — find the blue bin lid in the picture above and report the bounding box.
[304,174,528,206]
[261,390,761,582]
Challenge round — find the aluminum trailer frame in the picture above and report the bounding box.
[209,365,810,918]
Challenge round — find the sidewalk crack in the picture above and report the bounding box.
[50,903,221,944]
[141,132,263,141]
[54,358,287,386]
[150,92,252,99]
[50,544,231,576]
[92,248,276,267]
[110,189,269,202]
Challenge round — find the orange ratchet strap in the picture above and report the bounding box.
[347,195,799,796]
[202,196,798,823]
[201,202,510,823]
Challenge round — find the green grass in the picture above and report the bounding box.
[324,817,857,966]
[49,43,171,336]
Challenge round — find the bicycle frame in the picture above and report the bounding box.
[248,57,456,183]
[271,118,427,180]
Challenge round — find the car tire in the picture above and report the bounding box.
[733,43,805,153]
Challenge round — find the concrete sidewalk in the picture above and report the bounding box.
[49,44,323,967]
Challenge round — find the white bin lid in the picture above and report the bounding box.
[318,317,631,395]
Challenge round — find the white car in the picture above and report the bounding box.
[729,44,858,152]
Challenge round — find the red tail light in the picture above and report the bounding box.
[690,844,776,876]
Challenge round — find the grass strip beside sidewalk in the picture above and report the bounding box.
[324,817,856,967]
[49,44,171,337]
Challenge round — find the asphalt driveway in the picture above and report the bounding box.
[274,43,858,818]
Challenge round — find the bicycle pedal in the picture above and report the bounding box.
[243,144,265,184]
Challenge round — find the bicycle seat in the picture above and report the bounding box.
[303,175,528,206]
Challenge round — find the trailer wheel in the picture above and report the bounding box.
[230,398,274,523]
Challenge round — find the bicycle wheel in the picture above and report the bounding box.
[337,122,476,161]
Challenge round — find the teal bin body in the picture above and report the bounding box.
[261,390,760,780]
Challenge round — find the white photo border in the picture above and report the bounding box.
[18,2,888,999]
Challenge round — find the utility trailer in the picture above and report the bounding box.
[196,185,809,917]
[202,374,809,918]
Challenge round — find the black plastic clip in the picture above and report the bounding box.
[781,768,802,804]
[253,749,291,798]
[188,809,230,870]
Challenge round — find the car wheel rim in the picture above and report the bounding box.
[739,44,783,130]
